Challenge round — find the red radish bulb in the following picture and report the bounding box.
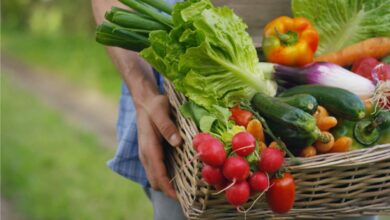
[259,148,284,173]
[232,132,256,156]
[222,156,250,182]
[352,57,380,80]
[202,164,224,185]
[225,181,250,206]
[197,139,226,167]
[192,133,215,151]
[249,171,269,192]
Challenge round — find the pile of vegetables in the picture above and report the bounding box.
[95,0,390,215]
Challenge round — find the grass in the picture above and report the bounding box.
[1,29,122,99]
[1,75,153,220]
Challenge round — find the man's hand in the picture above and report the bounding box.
[92,0,182,199]
[136,95,182,199]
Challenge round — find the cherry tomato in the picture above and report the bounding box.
[229,106,253,127]
[266,172,295,214]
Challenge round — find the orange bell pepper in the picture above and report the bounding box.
[262,16,319,67]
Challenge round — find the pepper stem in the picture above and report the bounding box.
[274,27,298,46]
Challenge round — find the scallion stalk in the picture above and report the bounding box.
[139,0,173,14]
[105,10,170,31]
[96,22,150,51]
[119,0,173,27]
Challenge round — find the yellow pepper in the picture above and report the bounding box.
[262,16,319,67]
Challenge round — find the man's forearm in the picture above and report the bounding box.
[91,0,159,108]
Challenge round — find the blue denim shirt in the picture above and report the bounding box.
[107,71,164,186]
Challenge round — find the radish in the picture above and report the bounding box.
[225,181,250,206]
[259,148,284,173]
[197,139,226,167]
[232,132,256,156]
[202,164,224,185]
[223,156,250,182]
[249,171,269,192]
[192,132,215,151]
[213,156,250,196]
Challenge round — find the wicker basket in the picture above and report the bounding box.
[164,82,390,219]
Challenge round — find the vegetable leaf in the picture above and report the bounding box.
[292,0,390,55]
[141,0,276,111]
[180,101,231,134]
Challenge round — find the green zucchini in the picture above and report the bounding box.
[268,120,318,150]
[251,93,320,148]
[276,94,318,114]
[279,85,365,121]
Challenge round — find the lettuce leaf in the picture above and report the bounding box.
[292,0,390,56]
[180,101,231,135]
[141,0,276,111]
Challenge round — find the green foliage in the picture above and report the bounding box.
[2,29,121,98]
[292,0,390,55]
[2,0,95,35]
[1,75,153,220]
[141,0,277,111]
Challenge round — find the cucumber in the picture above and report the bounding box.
[251,93,320,148]
[279,85,365,121]
[276,94,318,114]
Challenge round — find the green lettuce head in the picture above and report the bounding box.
[141,0,277,111]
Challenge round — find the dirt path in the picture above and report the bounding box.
[1,198,24,220]
[2,55,121,220]
[2,55,119,148]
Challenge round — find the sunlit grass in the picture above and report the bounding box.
[1,75,153,220]
[1,29,122,99]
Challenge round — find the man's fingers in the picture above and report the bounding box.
[147,97,182,147]
[145,157,176,199]
[158,175,177,199]
[153,115,181,147]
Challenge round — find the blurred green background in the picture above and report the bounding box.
[1,0,153,219]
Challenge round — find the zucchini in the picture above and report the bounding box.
[276,94,318,114]
[279,85,365,121]
[268,120,318,150]
[251,93,320,148]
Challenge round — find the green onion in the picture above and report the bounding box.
[96,22,150,51]
[109,6,155,21]
[105,10,169,31]
[139,0,173,14]
[119,0,173,27]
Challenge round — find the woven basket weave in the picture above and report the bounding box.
[164,81,390,219]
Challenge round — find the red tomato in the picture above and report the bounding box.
[266,172,295,214]
[229,106,253,127]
